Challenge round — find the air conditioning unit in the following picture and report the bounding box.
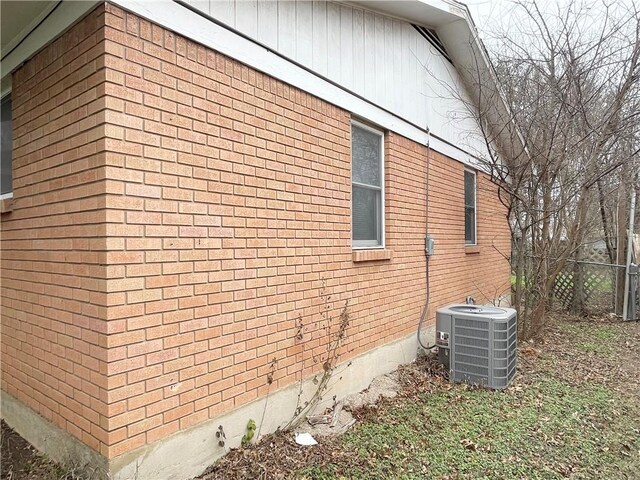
[435,304,517,389]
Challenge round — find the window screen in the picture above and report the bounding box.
[1,95,11,196]
[464,170,476,244]
[352,123,383,248]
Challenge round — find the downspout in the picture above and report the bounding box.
[417,128,436,350]
[622,188,636,321]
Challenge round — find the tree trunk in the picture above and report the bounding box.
[597,178,616,264]
[571,244,584,314]
[616,182,629,315]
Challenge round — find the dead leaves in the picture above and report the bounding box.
[459,438,493,453]
[459,438,478,451]
[521,345,541,357]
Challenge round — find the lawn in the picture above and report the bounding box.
[302,379,634,479]
[209,314,640,480]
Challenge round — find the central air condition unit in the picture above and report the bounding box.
[435,304,517,389]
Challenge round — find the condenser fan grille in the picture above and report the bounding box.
[453,316,491,385]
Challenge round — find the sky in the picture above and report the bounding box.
[464,0,637,37]
[465,0,510,31]
[463,0,637,55]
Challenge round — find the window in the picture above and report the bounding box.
[464,169,476,245]
[1,94,12,198]
[351,121,384,248]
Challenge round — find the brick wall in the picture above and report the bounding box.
[1,3,511,461]
[98,5,510,458]
[428,154,512,306]
[0,6,112,456]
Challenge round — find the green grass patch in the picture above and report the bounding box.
[209,318,640,480]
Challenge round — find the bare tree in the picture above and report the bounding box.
[438,0,640,338]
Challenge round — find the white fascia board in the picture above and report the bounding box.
[0,1,100,84]
[112,0,485,170]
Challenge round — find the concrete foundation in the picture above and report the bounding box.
[0,392,108,479]
[111,329,427,479]
[1,327,432,480]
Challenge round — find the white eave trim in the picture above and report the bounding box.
[0,1,100,81]
[112,0,484,169]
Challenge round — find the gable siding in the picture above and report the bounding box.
[183,0,489,159]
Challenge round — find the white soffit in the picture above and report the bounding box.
[0,0,99,96]
[1,1,57,56]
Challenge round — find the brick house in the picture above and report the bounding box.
[0,1,511,478]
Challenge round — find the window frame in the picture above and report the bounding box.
[464,168,477,245]
[0,91,12,200]
[351,119,385,250]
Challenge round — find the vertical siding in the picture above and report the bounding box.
[312,1,328,76]
[383,17,393,110]
[339,5,353,87]
[257,1,278,49]
[184,0,488,158]
[326,2,341,80]
[295,0,313,65]
[351,8,364,92]
[363,10,376,99]
[392,19,403,114]
[277,0,296,58]
[235,0,258,38]
[207,0,235,25]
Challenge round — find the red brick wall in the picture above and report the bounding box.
[0,6,112,456]
[97,5,511,458]
[1,4,511,460]
[428,154,512,306]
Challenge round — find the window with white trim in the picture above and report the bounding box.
[1,94,12,197]
[351,121,384,248]
[464,169,476,245]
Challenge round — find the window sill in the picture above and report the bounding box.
[0,197,13,214]
[465,245,481,255]
[353,249,392,262]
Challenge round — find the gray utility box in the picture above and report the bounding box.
[436,304,517,389]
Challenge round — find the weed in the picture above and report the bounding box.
[241,420,257,447]
[283,281,351,430]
